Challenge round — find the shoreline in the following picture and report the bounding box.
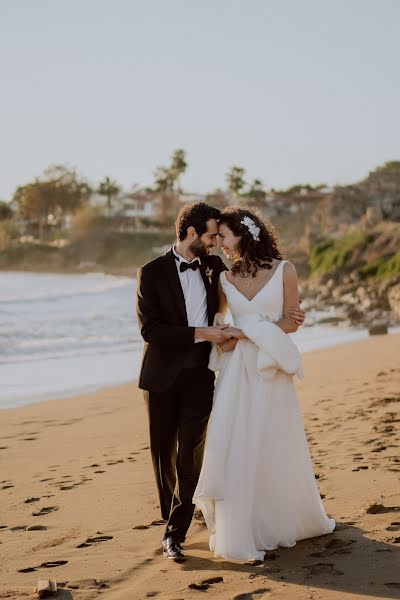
[2,331,399,416]
[1,334,399,599]
[2,327,400,411]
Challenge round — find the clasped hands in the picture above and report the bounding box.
[207,305,305,352]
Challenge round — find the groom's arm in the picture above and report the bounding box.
[137,264,231,347]
[136,265,196,349]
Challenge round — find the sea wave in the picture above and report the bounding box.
[0,271,134,303]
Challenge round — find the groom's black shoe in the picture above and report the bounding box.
[162,537,186,562]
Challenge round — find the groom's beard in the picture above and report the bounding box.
[189,237,210,259]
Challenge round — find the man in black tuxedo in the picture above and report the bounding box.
[136,202,230,561]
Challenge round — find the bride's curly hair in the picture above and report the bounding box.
[219,206,282,277]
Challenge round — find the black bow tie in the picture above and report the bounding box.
[180,260,200,273]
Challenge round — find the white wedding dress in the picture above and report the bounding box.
[193,261,335,562]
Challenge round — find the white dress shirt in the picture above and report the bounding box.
[172,246,208,340]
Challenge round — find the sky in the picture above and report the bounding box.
[0,0,399,200]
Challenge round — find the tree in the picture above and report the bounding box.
[0,200,13,221]
[153,166,174,192]
[169,148,187,192]
[43,164,91,213]
[152,149,188,225]
[153,148,188,193]
[97,176,121,215]
[246,178,267,206]
[226,166,246,198]
[14,164,92,239]
[381,161,400,171]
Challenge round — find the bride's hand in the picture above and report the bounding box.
[225,327,247,340]
[289,306,305,326]
[218,338,238,352]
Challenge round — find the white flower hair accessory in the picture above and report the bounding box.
[240,215,260,241]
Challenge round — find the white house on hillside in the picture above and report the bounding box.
[88,192,156,218]
[116,194,156,218]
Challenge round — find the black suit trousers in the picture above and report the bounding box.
[144,365,215,542]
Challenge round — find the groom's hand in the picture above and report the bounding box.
[195,325,232,344]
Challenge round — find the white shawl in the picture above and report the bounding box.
[209,313,304,380]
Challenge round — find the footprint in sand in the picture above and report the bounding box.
[1,484,14,489]
[106,459,124,465]
[64,579,109,591]
[18,560,68,573]
[10,525,28,531]
[387,522,400,532]
[188,577,224,592]
[366,503,400,514]
[371,445,387,453]
[32,506,59,517]
[232,589,271,600]
[77,534,113,548]
[306,562,344,576]
[24,497,41,504]
[133,519,165,531]
[323,538,355,555]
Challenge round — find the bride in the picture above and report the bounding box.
[193,207,335,562]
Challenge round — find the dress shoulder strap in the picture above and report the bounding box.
[276,259,287,276]
[219,270,228,290]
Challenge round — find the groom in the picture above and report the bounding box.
[136,202,230,561]
[136,202,304,562]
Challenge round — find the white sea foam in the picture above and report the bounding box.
[0,271,132,303]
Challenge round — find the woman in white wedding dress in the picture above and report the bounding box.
[193,207,335,562]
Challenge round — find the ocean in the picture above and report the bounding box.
[0,271,397,409]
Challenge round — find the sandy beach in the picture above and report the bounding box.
[1,334,399,600]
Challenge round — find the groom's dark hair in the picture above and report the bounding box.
[176,202,221,241]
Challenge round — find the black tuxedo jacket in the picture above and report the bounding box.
[136,248,227,393]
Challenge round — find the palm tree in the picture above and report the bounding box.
[169,148,187,193]
[226,166,246,199]
[97,177,121,215]
[153,166,174,193]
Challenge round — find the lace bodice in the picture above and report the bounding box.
[220,260,287,327]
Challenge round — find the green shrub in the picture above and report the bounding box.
[359,251,400,280]
[310,232,368,274]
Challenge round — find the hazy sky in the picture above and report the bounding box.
[1,0,399,199]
